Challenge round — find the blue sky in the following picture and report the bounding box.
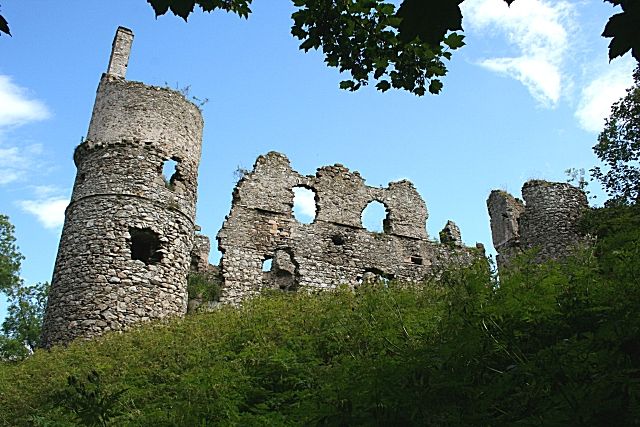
[0,0,636,321]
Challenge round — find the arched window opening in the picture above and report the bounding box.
[262,257,273,272]
[361,200,388,233]
[129,227,162,265]
[161,157,182,190]
[293,186,317,224]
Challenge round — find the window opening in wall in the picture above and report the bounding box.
[162,158,181,190]
[293,186,317,224]
[361,200,388,233]
[357,268,393,286]
[331,234,345,245]
[262,257,273,272]
[411,255,423,265]
[129,227,162,265]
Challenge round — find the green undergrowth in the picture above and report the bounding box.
[1,206,639,426]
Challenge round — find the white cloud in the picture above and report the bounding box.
[575,59,635,133]
[293,187,316,221]
[462,0,575,106]
[0,143,45,185]
[17,197,68,229]
[0,75,50,127]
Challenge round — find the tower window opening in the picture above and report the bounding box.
[161,158,182,190]
[411,255,423,265]
[292,186,317,224]
[129,227,162,265]
[331,234,345,245]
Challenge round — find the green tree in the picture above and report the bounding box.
[0,214,23,294]
[0,214,48,360]
[0,282,49,360]
[592,66,640,206]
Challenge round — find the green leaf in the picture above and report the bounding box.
[376,80,391,92]
[444,33,465,50]
[340,80,355,90]
[0,13,11,36]
[602,8,640,62]
[428,79,443,94]
[147,0,171,16]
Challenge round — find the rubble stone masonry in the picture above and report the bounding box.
[487,180,589,269]
[41,27,204,346]
[216,152,480,304]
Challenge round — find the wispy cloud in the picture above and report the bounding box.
[0,143,45,185]
[0,75,50,127]
[462,0,575,106]
[575,58,635,133]
[0,75,50,186]
[17,197,68,229]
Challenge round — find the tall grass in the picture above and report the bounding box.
[1,205,638,426]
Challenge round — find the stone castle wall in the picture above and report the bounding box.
[487,180,589,268]
[41,27,593,346]
[217,152,481,304]
[41,27,204,347]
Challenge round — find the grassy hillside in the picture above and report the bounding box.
[1,205,639,426]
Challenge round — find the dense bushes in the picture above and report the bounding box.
[1,206,638,426]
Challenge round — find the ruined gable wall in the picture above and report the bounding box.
[217,152,479,304]
[487,180,588,268]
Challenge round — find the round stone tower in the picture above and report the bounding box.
[41,27,204,347]
[519,180,589,261]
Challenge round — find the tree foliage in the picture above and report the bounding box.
[0,214,48,361]
[145,0,640,95]
[0,282,49,361]
[0,215,22,294]
[603,0,640,61]
[592,66,640,205]
[1,1,638,92]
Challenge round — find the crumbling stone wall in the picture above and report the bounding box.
[217,152,480,304]
[487,180,589,268]
[41,27,204,347]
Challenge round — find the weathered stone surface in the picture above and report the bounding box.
[216,152,480,305]
[106,26,133,79]
[41,28,204,347]
[487,180,589,268]
[439,220,462,247]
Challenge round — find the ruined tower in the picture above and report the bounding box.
[487,180,589,268]
[41,27,204,346]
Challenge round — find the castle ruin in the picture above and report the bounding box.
[40,28,590,346]
[216,152,481,304]
[487,180,589,268]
